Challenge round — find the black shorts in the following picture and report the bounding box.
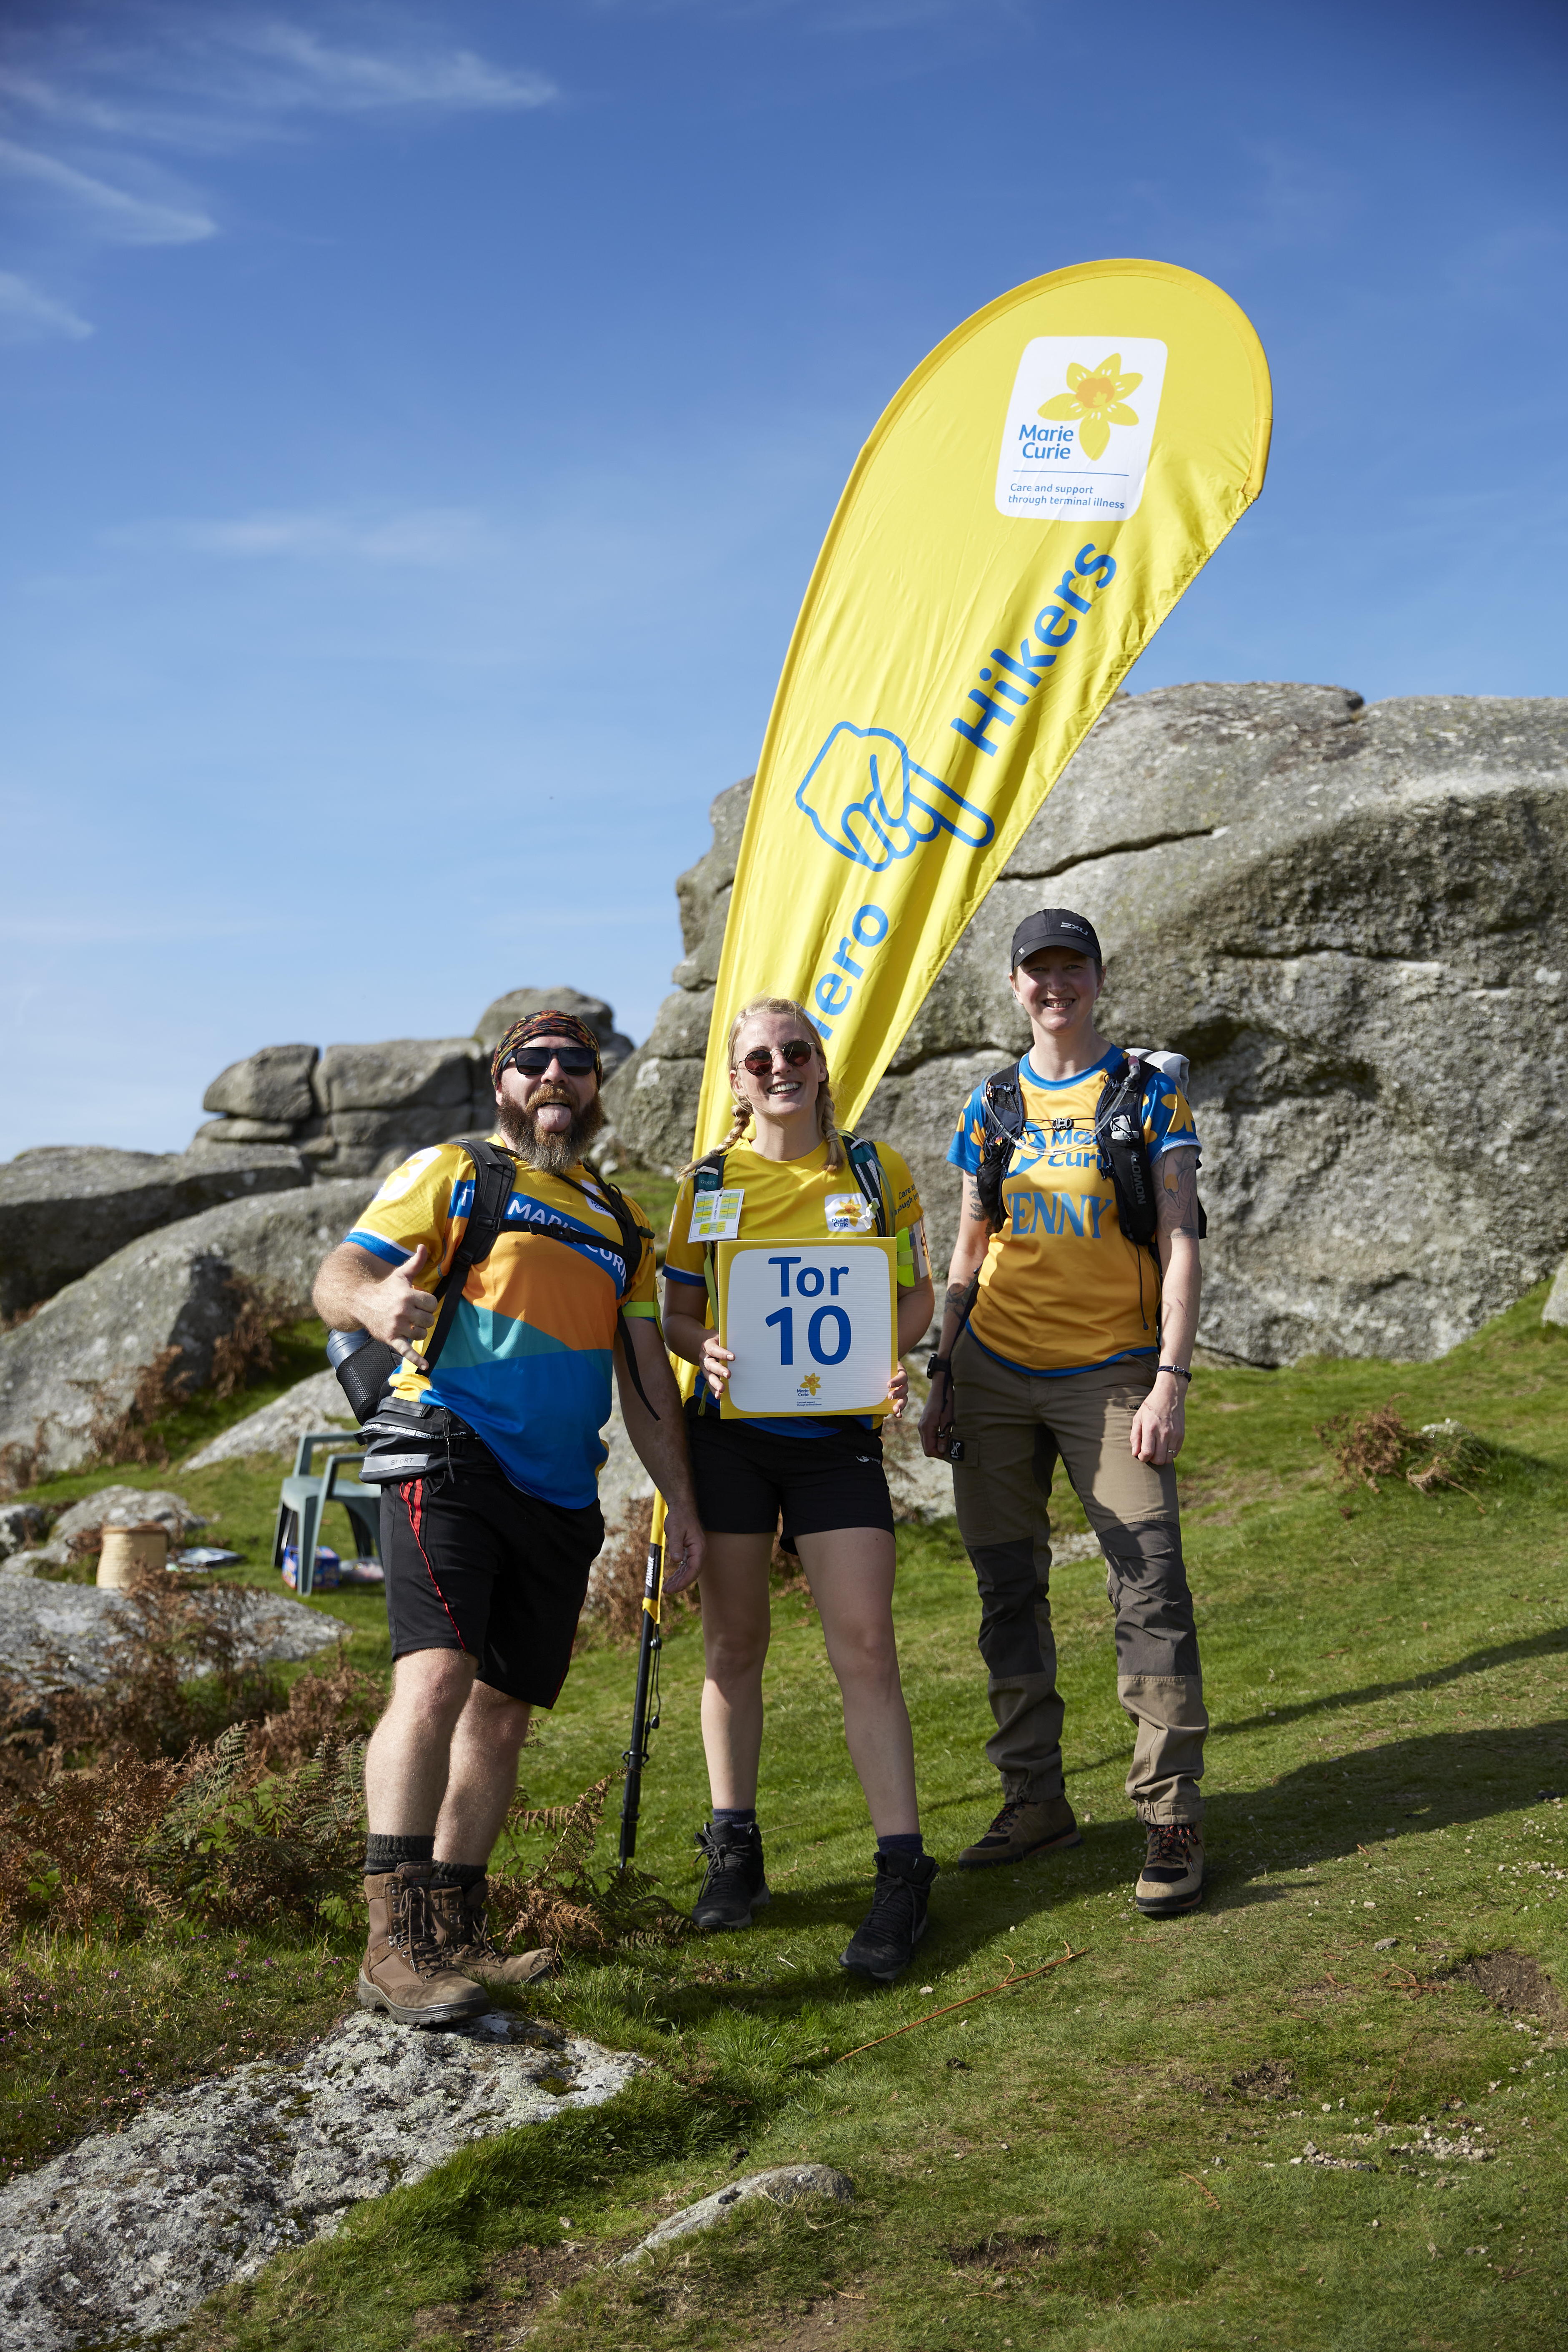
[688,1410,895,1544]
[380,1468,604,1706]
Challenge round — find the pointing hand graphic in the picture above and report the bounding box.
[795,723,995,870]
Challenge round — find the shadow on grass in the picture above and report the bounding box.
[1232,1720,1568,1837]
[645,1721,1568,2018]
[1066,1625,1568,1787]
[1208,1623,1568,1743]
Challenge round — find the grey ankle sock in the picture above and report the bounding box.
[712,1807,757,1831]
[364,1833,434,1877]
[877,1832,925,1858]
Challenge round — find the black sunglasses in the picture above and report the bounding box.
[507,1045,598,1075]
[740,1039,816,1076]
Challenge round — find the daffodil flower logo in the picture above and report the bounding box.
[1038,354,1143,463]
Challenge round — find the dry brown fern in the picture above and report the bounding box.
[487,1773,686,1956]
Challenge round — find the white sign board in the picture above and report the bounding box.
[717,1238,897,1419]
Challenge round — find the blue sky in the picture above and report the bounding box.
[2,0,1564,1159]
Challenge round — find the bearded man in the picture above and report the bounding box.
[312,1012,704,2027]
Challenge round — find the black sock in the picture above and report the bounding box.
[364,1833,434,1877]
[712,1806,757,1831]
[429,1861,487,1890]
[877,1832,925,1858]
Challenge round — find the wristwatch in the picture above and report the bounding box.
[926,1353,951,1380]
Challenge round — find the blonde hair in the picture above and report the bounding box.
[680,994,843,1179]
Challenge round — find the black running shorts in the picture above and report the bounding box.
[688,1410,895,1544]
[380,1467,604,1705]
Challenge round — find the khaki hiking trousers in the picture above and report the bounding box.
[949,1332,1206,1824]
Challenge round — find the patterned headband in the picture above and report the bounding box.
[491,1011,603,1090]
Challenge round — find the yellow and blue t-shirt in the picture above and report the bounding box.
[345,1138,659,1508]
[663,1138,927,1435]
[947,1051,1199,1377]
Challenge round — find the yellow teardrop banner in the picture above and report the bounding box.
[691,257,1271,1150]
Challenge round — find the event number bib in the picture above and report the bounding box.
[716,1238,898,1419]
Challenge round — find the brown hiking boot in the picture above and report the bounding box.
[427,1878,556,1988]
[357,1865,491,2026]
[956,1794,1082,1869]
[1135,1822,1206,1916]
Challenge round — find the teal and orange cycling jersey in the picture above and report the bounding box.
[345,1137,659,1508]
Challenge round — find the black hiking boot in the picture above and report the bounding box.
[840,1850,937,1983]
[691,1821,770,1931]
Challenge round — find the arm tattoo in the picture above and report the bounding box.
[944,1282,969,1317]
[1154,1147,1200,1240]
[963,1175,988,1225]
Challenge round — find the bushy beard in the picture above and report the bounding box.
[496,1085,605,1173]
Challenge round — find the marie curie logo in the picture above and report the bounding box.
[995,336,1167,522]
[795,722,994,870]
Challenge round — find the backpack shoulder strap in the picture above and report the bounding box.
[690,1150,728,1194]
[421,1136,517,1373]
[981,1060,1029,1141]
[974,1059,1029,1229]
[839,1131,891,1236]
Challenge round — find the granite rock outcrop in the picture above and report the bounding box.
[0,1145,307,1320]
[603,688,1568,1365]
[0,1181,366,1482]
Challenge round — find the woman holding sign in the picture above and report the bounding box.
[663,995,936,1981]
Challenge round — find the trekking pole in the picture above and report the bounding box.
[617,1489,666,1870]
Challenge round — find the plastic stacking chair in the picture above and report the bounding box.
[271,1430,380,1597]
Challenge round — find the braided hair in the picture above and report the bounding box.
[679,995,843,1179]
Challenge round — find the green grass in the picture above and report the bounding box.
[6,1291,1568,2348]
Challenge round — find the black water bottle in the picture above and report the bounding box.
[326,1328,400,1426]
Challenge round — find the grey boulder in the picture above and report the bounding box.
[0,2008,642,2352]
[619,688,1568,1364]
[191,1117,299,1145]
[474,987,636,1077]
[0,1576,343,1693]
[620,2164,853,2265]
[0,1504,46,1562]
[314,1038,479,1115]
[183,1368,349,1470]
[52,1487,205,1543]
[297,1040,485,1181]
[0,1145,309,1321]
[0,1180,366,1481]
[203,1043,319,1124]
[868,681,1568,1365]
[1543,1258,1568,1328]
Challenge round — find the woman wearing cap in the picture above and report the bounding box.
[919,910,1209,1920]
[662,994,937,1981]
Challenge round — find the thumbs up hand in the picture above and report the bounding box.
[365,1242,439,1367]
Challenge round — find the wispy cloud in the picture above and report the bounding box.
[0,267,91,343]
[0,13,558,153]
[0,10,558,300]
[219,21,557,116]
[118,507,497,566]
[0,134,214,243]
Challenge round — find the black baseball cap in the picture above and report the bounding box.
[1010,908,1103,969]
